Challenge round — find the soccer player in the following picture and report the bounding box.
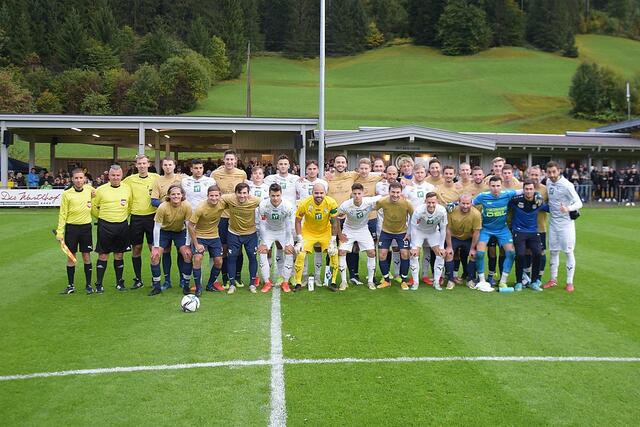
[182,158,216,210]
[148,184,193,296]
[402,163,436,285]
[56,168,95,294]
[336,183,380,290]
[376,181,413,288]
[212,150,248,287]
[472,176,520,292]
[399,157,414,180]
[435,165,463,205]
[445,194,481,289]
[257,184,296,293]
[151,158,184,289]
[91,164,132,293]
[295,160,329,285]
[247,166,270,201]
[351,158,382,285]
[409,192,448,291]
[526,165,548,281]
[426,158,445,186]
[458,162,474,195]
[221,183,261,294]
[187,185,226,294]
[509,180,546,291]
[376,165,402,278]
[372,157,386,173]
[123,154,159,290]
[468,166,489,197]
[543,161,583,292]
[502,164,522,190]
[294,183,339,292]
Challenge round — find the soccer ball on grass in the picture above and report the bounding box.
[180,294,200,312]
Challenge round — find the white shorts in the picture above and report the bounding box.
[548,222,576,252]
[411,230,443,250]
[261,230,294,248]
[340,226,375,252]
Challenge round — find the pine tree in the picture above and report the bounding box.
[484,0,525,46]
[408,0,446,46]
[56,9,89,69]
[213,0,247,78]
[260,0,293,51]
[327,0,368,55]
[187,17,212,57]
[438,0,492,55]
[526,0,575,52]
[367,0,408,40]
[285,0,319,58]
[90,0,118,46]
[209,36,231,80]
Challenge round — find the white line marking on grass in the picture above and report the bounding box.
[0,359,271,382]
[2,356,639,383]
[285,356,640,365]
[269,285,287,427]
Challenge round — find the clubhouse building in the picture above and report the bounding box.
[1,114,639,186]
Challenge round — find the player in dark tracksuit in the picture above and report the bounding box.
[509,180,547,292]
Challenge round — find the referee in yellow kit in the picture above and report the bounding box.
[56,168,95,294]
[123,154,158,290]
[92,164,132,293]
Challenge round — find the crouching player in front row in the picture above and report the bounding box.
[294,183,340,292]
[409,192,448,291]
[258,184,296,293]
[444,194,481,289]
[187,185,226,294]
[149,184,193,296]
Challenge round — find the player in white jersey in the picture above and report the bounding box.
[296,160,328,201]
[247,165,270,201]
[409,192,448,291]
[401,162,436,285]
[542,162,583,292]
[336,183,381,290]
[257,183,296,293]
[264,155,300,279]
[182,159,216,209]
[377,165,402,277]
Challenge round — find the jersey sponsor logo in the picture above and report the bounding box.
[426,218,434,224]
[194,184,201,193]
[255,190,262,196]
[517,202,524,208]
[484,206,506,217]
[417,191,424,198]
[356,211,364,219]
[271,213,280,220]
[315,213,322,220]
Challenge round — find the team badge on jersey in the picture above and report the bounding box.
[315,213,322,220]
[87,202,92,208]
[120,199,127,206]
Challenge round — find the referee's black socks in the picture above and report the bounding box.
[132,256,142,280]
[66,266,75,288]
[114,259,124,283]
[84,263,92,287]
[96,259,108,285]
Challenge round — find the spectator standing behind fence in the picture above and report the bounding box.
[624,165,638,206]
[27,168,39,188]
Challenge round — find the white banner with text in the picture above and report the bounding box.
[0,189,64,207]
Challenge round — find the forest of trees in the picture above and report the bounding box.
[1,0,640,116]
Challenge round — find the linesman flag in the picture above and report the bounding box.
[52,229,77,263]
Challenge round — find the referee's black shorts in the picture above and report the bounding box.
[96,219,131,254]
[64,223,93,253]
[129,213,155,245]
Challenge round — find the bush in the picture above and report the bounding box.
[0,68,33,112]
[569,62,628,121]
[35,90,62,113]
[438,0,492,55]
[80,91,111,115]
[53,69,103,114]
[125,64,161,115]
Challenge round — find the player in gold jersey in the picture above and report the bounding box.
[469,166,489,198]
[435,165,463,205]
[294,183,340,292]
[149,184,193,296]
[445,194,482,289]
[220,182,261,294]
[426,158,445,187]
[212,150,248,288]
[187,185,227,293]
[151,158,184,290]
[56,168,95,294]
[123,154,159,290]
[376,182,413,288]
[91,165,132,293]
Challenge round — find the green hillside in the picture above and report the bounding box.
[191,34,640,133]
[10,35,640,166]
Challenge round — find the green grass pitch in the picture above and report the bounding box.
[0,208,639,425]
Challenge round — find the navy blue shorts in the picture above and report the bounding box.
[159,229,187,249]
[367,218,377,239]
[513,231,542,256]
[193,237,223,258]
[539,232,547,251]
[378,230,410,250]
[450,236,472,256]
[227,231,258,258]
[218,217,230,245]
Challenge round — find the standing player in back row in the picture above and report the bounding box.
[91,165,132,293]
[543,161,583,292]
[123,154,158,290]
[56,168,95,294]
